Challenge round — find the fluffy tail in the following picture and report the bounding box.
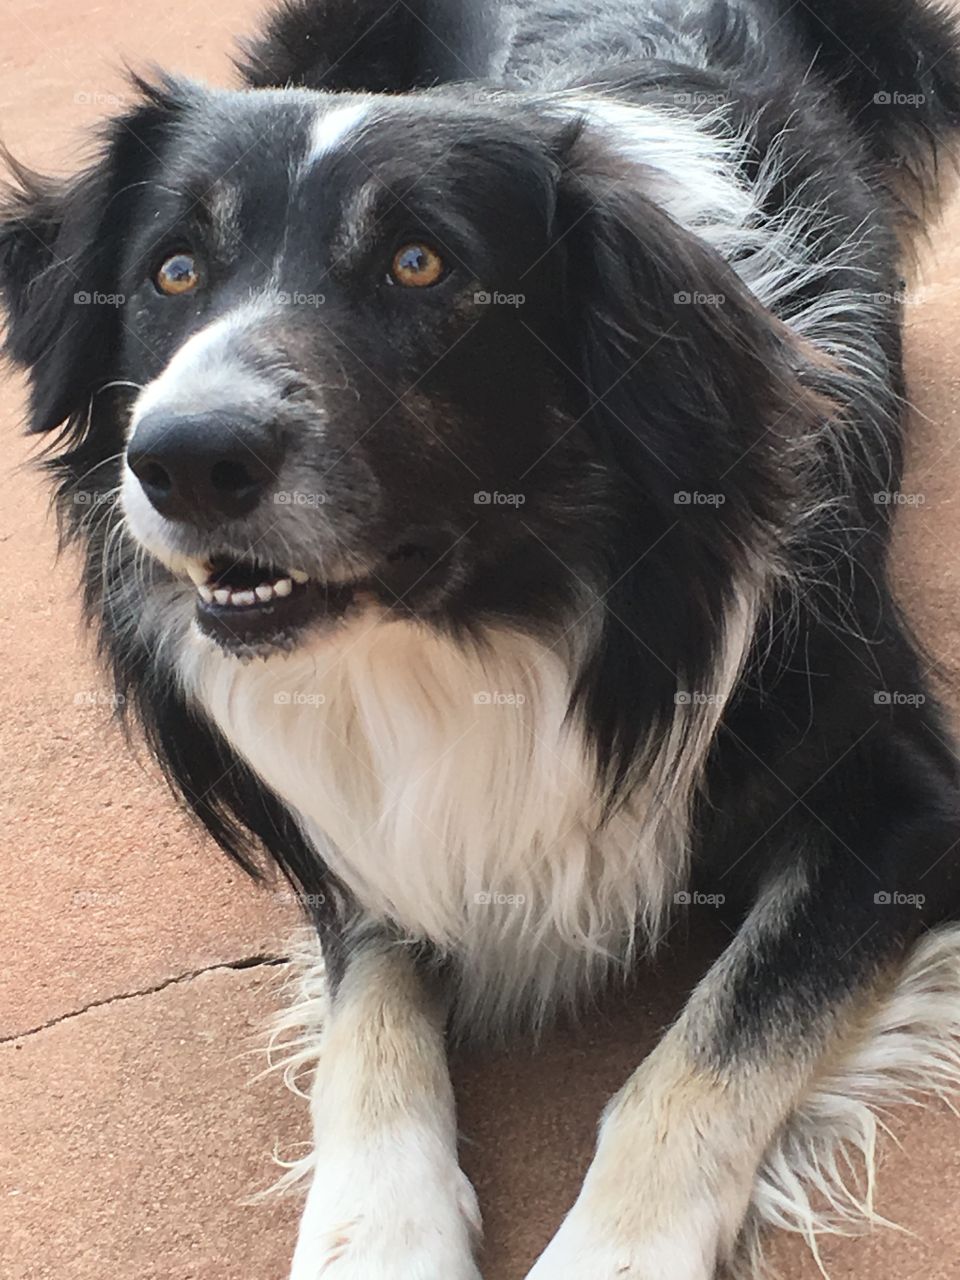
[737,924,960,1277]
[235,0,499,93]
[781,0,960,211]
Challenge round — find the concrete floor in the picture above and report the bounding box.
[2,3,960,1278]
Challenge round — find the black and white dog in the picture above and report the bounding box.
[4,0,960,1274]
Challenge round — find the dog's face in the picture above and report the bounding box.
[0,77,810,671]
[112,87,604,654]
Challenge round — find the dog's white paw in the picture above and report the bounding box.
[526,1208,717,1280]
[289,1126,483,1280]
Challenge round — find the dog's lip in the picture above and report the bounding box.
[182,533,463,652]
[180,551,372,651]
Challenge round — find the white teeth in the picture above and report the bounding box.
[186,561,211,587]
[196,566,307,609]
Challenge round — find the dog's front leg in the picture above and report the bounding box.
[527,860,911,1279]
[290,933,481,1280]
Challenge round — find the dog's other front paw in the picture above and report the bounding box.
[289,1127,483,1280]
[525,1206,718,1280]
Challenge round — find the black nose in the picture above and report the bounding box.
[127,410,284,523]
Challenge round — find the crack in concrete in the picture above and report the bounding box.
[1,954,288,1044]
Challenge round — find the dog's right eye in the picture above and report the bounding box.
[154,252,200,296]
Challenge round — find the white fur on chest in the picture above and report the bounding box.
[181,615,691,1027]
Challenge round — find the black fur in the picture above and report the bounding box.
[235,0,499,90]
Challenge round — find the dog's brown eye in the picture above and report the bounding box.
[390,243,445,288]
[154,253,199,296]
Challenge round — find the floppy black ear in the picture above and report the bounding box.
[553,150,830,568]
[548,133,839,788]
[0,160,112,434]
[0,78,184,435]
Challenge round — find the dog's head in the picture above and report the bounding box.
[0,77,817,731]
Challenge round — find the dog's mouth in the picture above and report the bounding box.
[183,536,461,654]
[185,553,369,652]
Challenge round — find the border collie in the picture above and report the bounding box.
[4,0,960,1275]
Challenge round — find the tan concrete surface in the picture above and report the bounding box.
[2,3,960,1278]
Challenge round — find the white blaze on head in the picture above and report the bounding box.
[303,101,372,170]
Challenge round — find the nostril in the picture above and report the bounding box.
[211,458,260,495]
[135,459,173,495]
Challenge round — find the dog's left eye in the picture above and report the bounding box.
[388,243,446,288]
[154,252,200,296]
